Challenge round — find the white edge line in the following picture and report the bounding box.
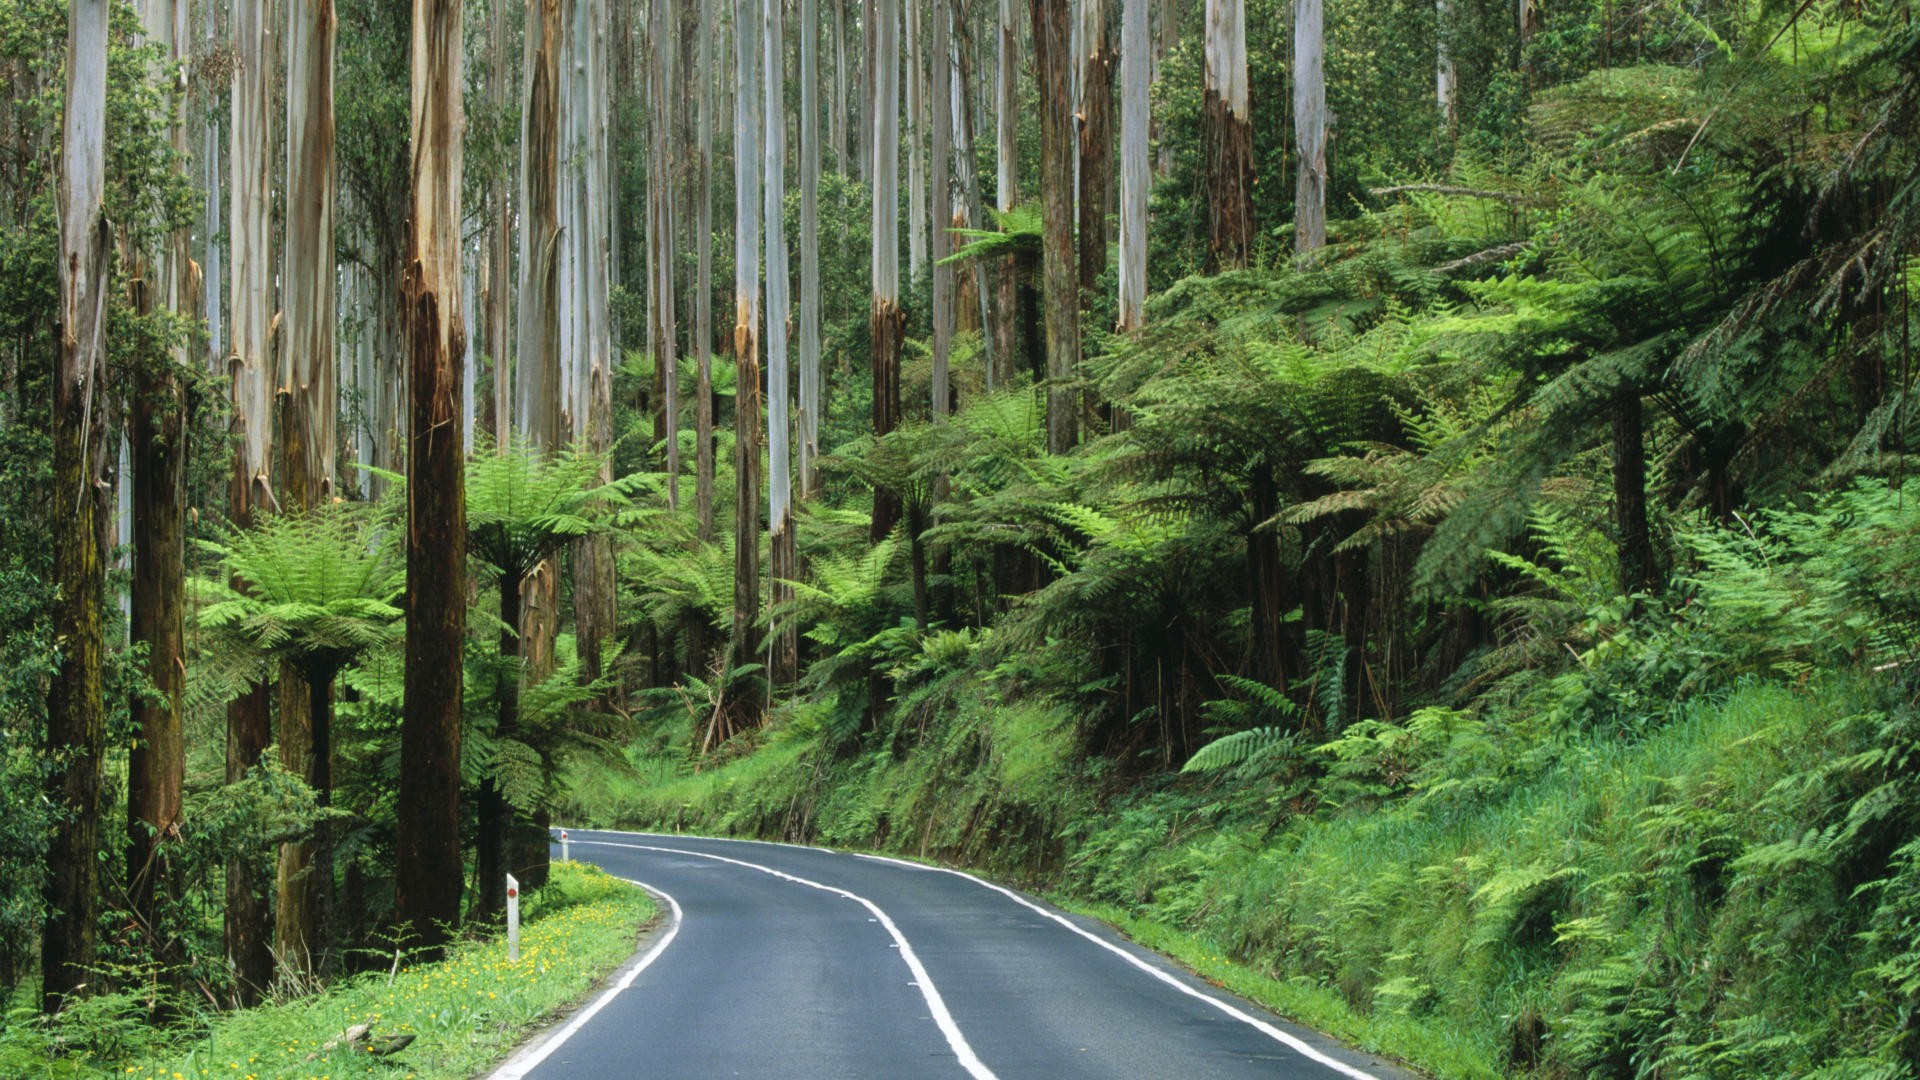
[487,879,684,1080]
[577,840,999,1080]
[852,851,1384,1080]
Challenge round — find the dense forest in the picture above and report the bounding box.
[1,0,1918,1071]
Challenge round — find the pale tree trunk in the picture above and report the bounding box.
[489,0,512,440]
[930,0,952,419]
[696,0,717,541]
[275,0,338,980]
[799,0,823,498]
[127,0,194,995]
[733,0,765,725]
[396,0,467,957]
[652,0,680,509]
[1293,0,1326,254]
[225,0,277,1005]
[47,0,110,1017]
[1030,0,1078,454]
[517,0,564,690]
[870,0,904,539]
[573,0,617,719]
[766,0,797,687]
[1204,0,1252,269]
[830,0,848,173]
[1117,0,1147,330]
[906,0,926,283]
[950,3,994,358]
[859,0,873,180]
[1152,0,1175,177]
[1077,0,1113,299]
[991,0,1019,388]
[1435,0,1456,130]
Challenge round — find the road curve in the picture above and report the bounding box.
[492,829,1416,1080]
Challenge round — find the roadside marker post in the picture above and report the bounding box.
[506,874,520,963]
[560,830,569,862]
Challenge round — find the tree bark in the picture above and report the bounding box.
[991,0,1020,388]
[1030,0,1078,454]
[1436,0,1457,130]
[1204,0,1253,269]
[906,0,927,283]
[396,0,467,957]
[489,0,513,439]
[733,0,765,725]
[931,0,953,420]
[1117,0,1148,330]
[1613,384,1655,596]
[275,0,340,981]
[653,0,680,509]
[1292,0,1326,255]
[573,0,617,698]
[1077,0,1114,299]
[799,0,823,499]
[766,0,798,688]
[46,0,109,1016]
[127,0,193,997]
[696,0,717,541]
[871,0,905,538]
[517,0,564,681]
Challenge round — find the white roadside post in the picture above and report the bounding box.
[560,829,569,862]
[506,874,521,963]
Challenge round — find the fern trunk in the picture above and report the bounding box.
[1613,384,1656,596]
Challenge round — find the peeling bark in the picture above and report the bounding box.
[871,0,904,535]
[46,0,109,1016]
[733,0,765,725]
[1204,0,1253,269]
[396,0,467,956]
[767,0,797,687]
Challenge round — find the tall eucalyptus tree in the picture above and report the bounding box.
[766,0,797,685]
[991,0,1019,386]
[1204,0,1252,268]
[1030,0,1078,453]
[870,0,905,537]
[733,0,766,722]
[46,0,110,1016]
[127,0,194,986]
[225,0,278,1003]
[799,0,823,498]
[1117,0,1147,330]
[1077,0,1114,297]
[275,0,341,978]
[695,0,717,541]
[1294,0,1326,253]
[396,0,468,956]
[930,0,953,420]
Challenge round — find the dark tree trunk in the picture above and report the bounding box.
[1247,468,1286,690]
[1079,14,1115,300]
[1613,384,1656,596]
[46,0,109,1015]
[395,0,468,957]
[47,324,106,1017]
[870,300,905,540]
[127,290,188,998]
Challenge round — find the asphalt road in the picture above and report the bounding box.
[491,830,1415,1080]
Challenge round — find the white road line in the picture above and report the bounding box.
[575,839,1000,1080]
[853,851,1386,1080]
[487,880,684,1080]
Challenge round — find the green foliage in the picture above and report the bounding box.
[193,501,405,683]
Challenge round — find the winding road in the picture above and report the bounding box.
[490,830,1414,1079]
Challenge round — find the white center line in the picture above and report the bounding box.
[578,840,1000,1080]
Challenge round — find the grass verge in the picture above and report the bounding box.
[119,861,655,1080]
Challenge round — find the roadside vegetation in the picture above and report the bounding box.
[0,862,654,1079]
